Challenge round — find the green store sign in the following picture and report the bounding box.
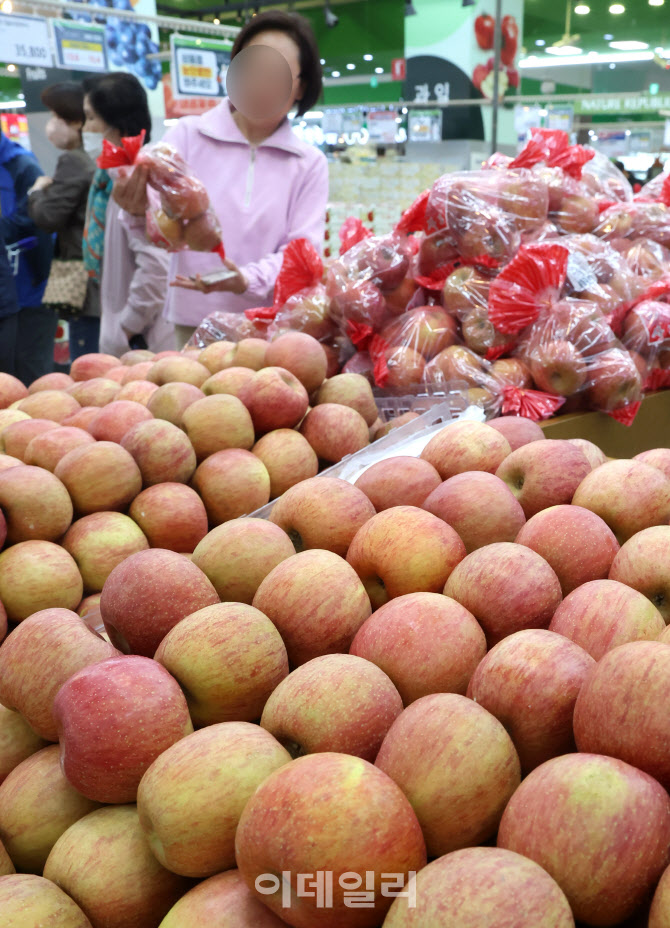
[574,94,670,115]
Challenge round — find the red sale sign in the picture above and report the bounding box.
[391,58,406,81]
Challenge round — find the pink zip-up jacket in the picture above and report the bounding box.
[162,100,329,327]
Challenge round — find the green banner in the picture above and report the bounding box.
[574,94,670,115]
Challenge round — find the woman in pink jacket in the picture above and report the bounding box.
[114,11,329,349]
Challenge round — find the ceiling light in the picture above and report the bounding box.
[0,100,25,108]
[546,44,583,55]
[519,49,654,67]
[575,3,590,12]
[649,0,664,6]
[609,3,625,12]
[375,67,384,73]
[331,70,340,77]
[320,58,325,64]
[610,62,616,68]
[655,46,665,52]
[213,17,220,24]
[346,63,355,70]
[535,39,546,46]
[610,40,649,49]
[604,33,614,39]
[364,54,373,61]
[0,0,12,11]
[7,63,15,71]
[402,106,408,114]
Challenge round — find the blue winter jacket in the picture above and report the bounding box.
[0,133,53,311]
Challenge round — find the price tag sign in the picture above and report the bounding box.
[170,34,232,99]
[0,13,53,67]
[52,20,108,73]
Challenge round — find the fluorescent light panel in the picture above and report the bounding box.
[520,50,654,67]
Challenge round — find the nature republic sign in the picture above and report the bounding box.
[574,94,670,116]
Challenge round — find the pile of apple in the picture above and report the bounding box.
[4,385,670,926]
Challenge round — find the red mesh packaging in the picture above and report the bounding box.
[488,242,570,335]
[594,201,670,248]
[99,134,225,258]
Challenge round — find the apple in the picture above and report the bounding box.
[202,367,255,398]
[0,608,119,739]
[120,361,154,383]
[116,379,159,405]
[146,356,210,388]
[376,693,520,856]
[0,543,83,622]
[556,194,599,234]
[77,594,101,620]
[182,394,255,460]
[120,348,155,366]
[158,869,290,928]
[487,415,546,450]
[0,453,22,472]
[567,437,608,469]
[62,512,149,593]
[346,506,466,609]
[70,353,120,381]
[253,549,372,667]
[239,367,309,434]
[300,404,370,463]
[462,304,511,355]
[420,421,511,480]
[0,838,12,875]
[155,602,288,726]
[252,429,319,498]
[43,805,190,928]
[219,337,268,371]
[192,449,271,525]
[104,366,129,384]
[572,460,670,543]
[0,373,28,408]
[373,411,420,439]
[383,346,426,390]
[129,484,208,553]
[490,358,533,388]
[418,231,459,279]
[1,418,59,459]
[17,390,81,423]
[423,471,526,553]
[87,401,153,444]
[444,542,562,647]
[268,476,375,557]
[264,332,328,394]
[497,752,670,926]
[191,518,294,603]
[53,656,193,803]
[147,382,205,428]
[67,378,121,408]
[515,504,619,595]
[635,448,670,480]
[550,578,665,660]
[100,548,219,657]
[24,427,95,472]
[61,406,98,431]
[137,722,290,878]
[0,465,72,543]
[350,592,486,704]
[0,410,30,435]
[121,418,197,486]
[529,340,587,396]
[381,307,458,360]
[198,340,235,374]
[235,752,427,928]
[467,628,595,773]
[0,745,100,873]
[382,846,574,928]
[385,277,418,316]
[609,526,670,621]
[0,873,93,927]
[260,653,403,761]
[586,348,642,412]
[0,705,47,785]
[55,442,142,515]
[355,456,442,511]
[650,863,670,928]
[496,439,592,518]
[315,373,378,427]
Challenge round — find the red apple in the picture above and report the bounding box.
[487,415,546,450]
[573,460,670,543]
[260,653,403,761]
[120,348,155,366]
[239,367,309,434]
[635,448,670,480]
[421,421,511,480]
[346,506,466,609]
[0,464,72,543]
[17,390,82,423]
[497,752,670,925]
[66,378,121,408]
[0,418,59,459]
[264,332,328,394]
[376,693,520,855]
[129,484,207,553]
[586,348,642,412]
[0,373,28,409]
[61,406,98,430]
[444,542,562,647]
[121,418,197,486]
[496,439,592,518]
[146,382,205,428]
[182,394,255,460]
[62,512,149,593]
[355,456,442,511]
[462,304,511,355]
[235,752,427,928]
[0,543,83,622]
[155,602,289,726]
[383,346,426,390]
[87,401,153,444]
[218,338,268,371]
[423,471,526,553]
[252,429,319,498]
[300,404,370,463]
[0,608,119,740]
[609,525,670,621]
[202,367,255,398]
[198,341,235,374]
[381,307,458,360]
[567,437,608,469]
[530,340,587,396]
[0,705,48,786]
[69,353,120,382]
[315,373,378,427]
[120,361,154,383]
[268,476,375,556]
[0,453,22,472]
[467,628,595,773]
[116,379,159,405]
[253,549,372,667]
[515,504,619,595]
[350,592,486,704]
[100,548,219,657]
[24,426,95,472]
[158,869,289,928]
[146,355,210,388]
[0,873,94,926]
[192,449,271,525]
[490,358,533,388]
[650,862,670,928]
[55,442,142,515]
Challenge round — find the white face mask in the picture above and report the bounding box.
[82,131,104,161]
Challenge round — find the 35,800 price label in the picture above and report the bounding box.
[0,13,53,67]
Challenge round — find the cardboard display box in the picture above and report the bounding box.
[540,390,670,458]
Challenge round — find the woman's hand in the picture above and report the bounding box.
[170,258,248,295]
[112,164,150,217]
[29,176,53,194]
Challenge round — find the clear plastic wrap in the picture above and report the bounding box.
[620,239,670,280]
[635,168,670,205]
[618,298,670,392]
[581,151,633,204]
[98,132,225,257]
[594,201,670,248]
[186,310,270,349]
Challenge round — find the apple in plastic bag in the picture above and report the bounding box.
[348,236,410,293]
[586,348,642,412]
[462,305,513,356]
[183,211,222,253]
[161,177,210,221]
[329,280,388,330]
[442,267,491,319]
[556,195,600,235]
[381,307,457,360]
[497,173,549,234]
[417,230,459,278]
[154,210,184,249]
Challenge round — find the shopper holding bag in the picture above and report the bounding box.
[113,11,328,349]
